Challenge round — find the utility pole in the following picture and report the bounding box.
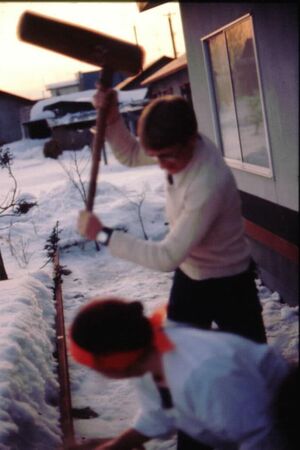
[133,25,139,46]
[166,13,177,59]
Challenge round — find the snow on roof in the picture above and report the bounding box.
[30,88,148,121]
[118,87,148,104]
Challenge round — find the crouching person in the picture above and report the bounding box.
[69,298,296,450]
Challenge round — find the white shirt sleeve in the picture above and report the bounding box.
[105,116,155,167]
[132,375,176,438]
[184,357,274,449]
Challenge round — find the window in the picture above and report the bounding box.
[203,15,272,176]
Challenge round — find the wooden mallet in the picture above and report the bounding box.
[18,11,144,211]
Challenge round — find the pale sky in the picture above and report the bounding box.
[0,1,185,100]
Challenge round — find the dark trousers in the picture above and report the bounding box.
[167,265,267,450]
[177,432,213,450]
[167,265,266,343]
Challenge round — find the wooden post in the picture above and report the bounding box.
[54,250,75,448]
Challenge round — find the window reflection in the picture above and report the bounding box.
[207,17,270,169]
[209,33,241,160]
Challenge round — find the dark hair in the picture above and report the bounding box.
[138,95,198,150]
[70,297,153,355]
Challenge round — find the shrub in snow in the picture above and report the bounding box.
[43,140,62,159]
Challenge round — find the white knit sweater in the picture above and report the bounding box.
[105,117,251,280]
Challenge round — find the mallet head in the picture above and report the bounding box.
[18,11,144,75]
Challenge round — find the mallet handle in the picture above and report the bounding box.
[86,67,113,212]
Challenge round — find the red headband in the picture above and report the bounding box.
[69,305,174,372]
[69,339,145,371]
[149,306,174,353]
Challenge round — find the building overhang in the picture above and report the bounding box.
[137,2,167,12]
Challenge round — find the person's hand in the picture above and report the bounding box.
[93,87,119,125]
[77,210,103,240]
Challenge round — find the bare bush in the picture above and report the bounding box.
[107,183,149,240]
[7,226,34,268]
[57,149,100,251]
[58,149,89,206]
[0,146,37,279]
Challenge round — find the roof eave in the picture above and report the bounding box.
[137,2,167,12]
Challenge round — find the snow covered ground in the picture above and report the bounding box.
[0,137,298,449]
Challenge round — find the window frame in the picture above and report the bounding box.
[202,14,274,178]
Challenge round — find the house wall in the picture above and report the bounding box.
[180,3,298,304]
[0,95,31,144]
[149,70,189,98]
[180,2,298,211]
[49,85,79,97]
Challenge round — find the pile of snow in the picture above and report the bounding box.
[0,272,61,450]
[0,137,298,449]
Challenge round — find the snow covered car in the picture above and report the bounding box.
[23,88,148,157]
